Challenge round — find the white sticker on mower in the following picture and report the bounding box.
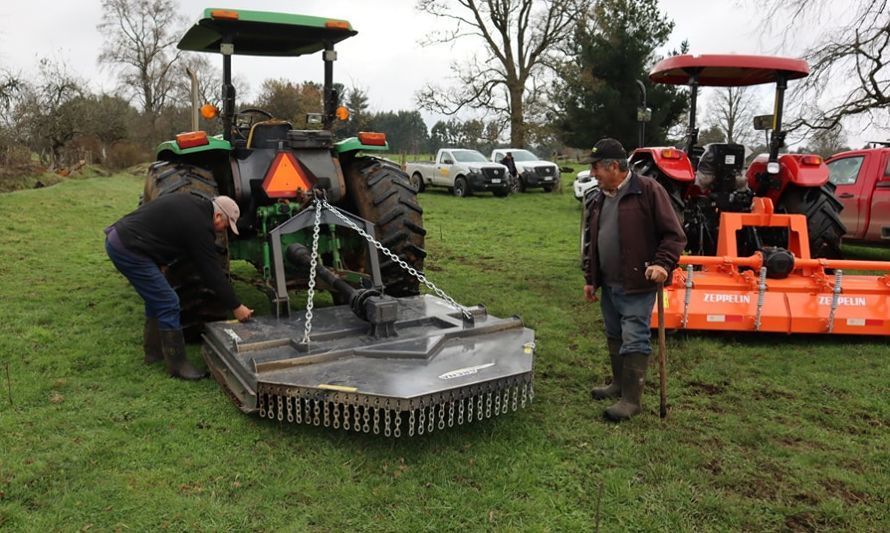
[818,296,867,307]
[438,362,495,380]
[706,315,726,322]
[703,293,751,304]
[224,328,242,344]
[846,318,867,326]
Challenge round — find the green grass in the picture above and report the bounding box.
[1,173,887,531]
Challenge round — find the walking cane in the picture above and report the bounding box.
[657,281,668,419]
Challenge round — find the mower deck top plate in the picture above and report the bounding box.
[201,295,535,412]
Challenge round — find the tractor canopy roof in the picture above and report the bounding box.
[178,8,357,56]
[649,54,809,87]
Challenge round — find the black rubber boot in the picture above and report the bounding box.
[604,352,649,421]
[591,338,623,400]
[159,329,207,380]
[143,318,164,364]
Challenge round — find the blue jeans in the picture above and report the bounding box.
[600,285,656,355]
[105,231,181,330]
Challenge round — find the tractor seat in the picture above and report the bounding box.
[695,143,747,192]
[247,120,293,149]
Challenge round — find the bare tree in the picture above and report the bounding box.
[758,0,889,135]
[705,86,759,145]
[416,0,588,147]
[97,0,184,128]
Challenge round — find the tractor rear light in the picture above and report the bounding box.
[801,155,822,166]
[326,20,351,30]
[661,148,682,159]
[210,10,239,20]
[200,104,219,120]
[358,132,387,146]
[262,152,317,198]
[175,131,209,149]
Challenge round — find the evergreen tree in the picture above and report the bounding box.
[553,0,687,150]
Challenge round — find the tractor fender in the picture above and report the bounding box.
[629,147,695,182]
[155,135,232,161]
[746,153,829,199]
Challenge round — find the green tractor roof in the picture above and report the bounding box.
[178,8,357,56]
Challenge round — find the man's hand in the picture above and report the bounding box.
[584,284,598,302]
[645,265,669,283]
[233,304,254,322]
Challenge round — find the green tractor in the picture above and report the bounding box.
[143,9,535,437]
[144,9,424,335]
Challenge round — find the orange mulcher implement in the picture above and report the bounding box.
[653,198,890,335]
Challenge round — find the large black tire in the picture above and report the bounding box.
[453,176,470,197]
[775,184,846,259]
[143,161,230,341]
[343,157,426,297]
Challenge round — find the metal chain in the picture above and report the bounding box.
[318,197,473,320]
[300,200,323,345]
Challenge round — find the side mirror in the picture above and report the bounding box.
[753,115,774,131]
[442,158,454,165]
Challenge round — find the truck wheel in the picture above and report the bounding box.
[143,161,230,341]
[775,184,846,259]
[453,176,470,197]
[410,172,425,193]
[343,157,426,297]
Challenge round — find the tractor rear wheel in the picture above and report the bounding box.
[143,161,230,341]
[775,184,846,259]
[343,157,426,297]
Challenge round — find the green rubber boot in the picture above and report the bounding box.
[143,318,164,364]
[591,338,623,400]
[159,329,207,380]
[604,352,649,421]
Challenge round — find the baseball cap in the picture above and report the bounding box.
[585,138,628,164]
[212,195,240,235]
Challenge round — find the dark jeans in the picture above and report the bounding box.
[105,229,181,330]
[600,285,656,355]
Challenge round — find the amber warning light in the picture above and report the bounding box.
[262,152,317,198]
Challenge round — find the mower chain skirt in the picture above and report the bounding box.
[775,184,846,259]
[201,295,536,437]
[143,161,230,340]
[342,157,426,296]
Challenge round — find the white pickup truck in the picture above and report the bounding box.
[406,149,511,197]
[490,148,560,193]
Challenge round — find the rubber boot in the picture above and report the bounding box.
[591,338,623,400]
[143,318,164,364]
[604,352,649,421]
[158,329,207,380]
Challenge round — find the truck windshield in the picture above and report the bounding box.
[510,150,539,162]
[452,150,489,163]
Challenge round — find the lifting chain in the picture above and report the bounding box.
[300,198,323,346]
[318,197,473,321]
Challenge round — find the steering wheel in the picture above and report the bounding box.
[233,108,275,138]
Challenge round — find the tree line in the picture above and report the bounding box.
[2,0,881,176]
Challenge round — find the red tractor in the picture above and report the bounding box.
[630,54,846,258]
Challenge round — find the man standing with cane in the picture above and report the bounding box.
[581,138,685,421]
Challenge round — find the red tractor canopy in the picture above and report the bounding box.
[649,54,809,86]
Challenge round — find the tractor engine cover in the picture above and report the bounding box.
[201,295,535,438]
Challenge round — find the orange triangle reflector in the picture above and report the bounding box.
[261,152,317,198]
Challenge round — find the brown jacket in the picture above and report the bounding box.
[582,171,686,293]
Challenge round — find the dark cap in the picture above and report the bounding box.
[585,138,627,164]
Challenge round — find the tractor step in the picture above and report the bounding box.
[202,295,535,437]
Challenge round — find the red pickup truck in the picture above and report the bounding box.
[826,144,890,243]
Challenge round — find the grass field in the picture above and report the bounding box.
[0,171,887,531]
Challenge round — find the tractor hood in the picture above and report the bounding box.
[178,8,357,56]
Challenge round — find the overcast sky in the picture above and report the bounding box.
[0,0,880,146]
